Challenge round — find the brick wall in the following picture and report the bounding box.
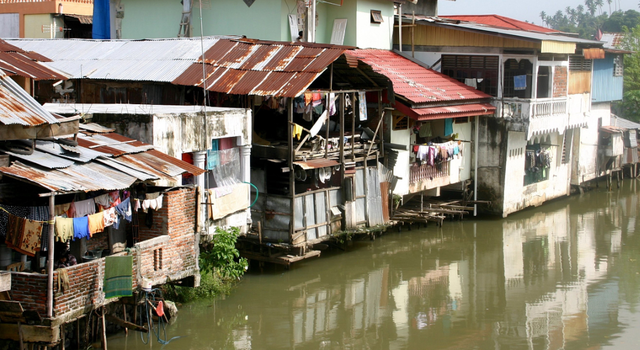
[554,66,568,98]
[86,229,109,253]
[9,187,199,321]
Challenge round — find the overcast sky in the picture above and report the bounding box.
[438,0,639,26]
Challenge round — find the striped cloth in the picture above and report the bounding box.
[104,255,133,299]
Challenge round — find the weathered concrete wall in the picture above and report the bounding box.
[477,117,507,215]
[575,102,610,184]
[390,123,411,196]
[502,132,571,216]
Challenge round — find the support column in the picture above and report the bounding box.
[193,151,207,232]
[46,193,55,318]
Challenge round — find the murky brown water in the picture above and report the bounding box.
[109,180,640,349]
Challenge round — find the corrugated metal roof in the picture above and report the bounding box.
[43,102,239,115]
[346,50,491,104]
[395,102,496,121]
[611,115,640,130]
[440,15,559,33]
[0,131,205,194]
[600,125,626,134]
[6,37,235,82]
[413,16,602,45]
[0,39,68,80]
[173,39,350,97]
[583,48,605,59]
[0,73,61,126]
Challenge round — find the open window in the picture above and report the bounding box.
[536,66,551,99]
[441,55,499,97]
[503,59,533,99]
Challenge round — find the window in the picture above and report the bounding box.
[370,10,383,24]
[441,55,499,97]
[569,55,592,71]
[524,143,552,186]
[393,114,408,130]
[614,55,623,77]
[503,59,533,98]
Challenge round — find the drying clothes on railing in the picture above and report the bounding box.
[0,204,29,239]
[104,255,133,299]
[69,198,96,218]
[5,214,43,257]
[28,205,50,252]
[413,141,463,166]
[88,212,105,236]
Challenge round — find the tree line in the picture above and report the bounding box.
[540,1,640,121]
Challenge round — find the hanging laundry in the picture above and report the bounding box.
[514,75,527,91]
[55,217,74,243]
[115,198,132,222]
[464,78,478,89]
[444,118,454,136]
[0,205,29,239]
[417,145,429,161]
[5,214,43,257]
[73,216,90,240]
[304,92,313,105]
[28,205,50,252]
[358,91,368,121]
[88,212,105,236]
[293,124,303,141]
[141,193,163,212]
[419,122,432,138]
[73,198,96,218]
[103,207,118,228]
[328,93,336,116]
[54,202,71,216]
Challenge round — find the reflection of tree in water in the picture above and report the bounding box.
[522,238,549,286]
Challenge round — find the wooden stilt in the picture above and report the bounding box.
[61,323,65,350]
[18,322,24,350]
[76,318,80,350]
[123,304,129,336]
[100,307,107,350]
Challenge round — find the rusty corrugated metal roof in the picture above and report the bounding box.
[0,131,205,194]
[0,73,61,126]
[173,39,351,97]
[346,49,492,105]
[0,39,67,80]
[395,102,496,121]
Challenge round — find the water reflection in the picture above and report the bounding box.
[109,181,640,349]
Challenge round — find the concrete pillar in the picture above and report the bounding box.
[240,144,251,183]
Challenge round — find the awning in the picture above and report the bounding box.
[64,14,93,25]
[600,125,626,134]
[395,102,496,121]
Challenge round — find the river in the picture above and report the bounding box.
[108,180,640,349]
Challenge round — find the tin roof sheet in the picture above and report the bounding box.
[293,159,339,170]
[611,115,640,130]
[440,15,560,33]
[395,102,496,121]
[6,37,234,82]
[346,50,491,104]
[0,132,205,194]
[174,39,350,97]
[44,102,238,115]
[0,73,61,126]
[0,39,67,80]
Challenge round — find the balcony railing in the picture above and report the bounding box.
[410,161,449,185]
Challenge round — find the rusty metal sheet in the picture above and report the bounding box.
[0,39,67,80]
[293,159,339,170]
[263,46,303,71]
[286,47,324,72]
[201,40,238,64]
[96,158,160,181]
[128,151,188,177]
[583,48,605,59]
[228,70,270,95]
[115,154,177,179]
[3,149,75,169]
[217,42,254,69]
[0,74,60,126]
[304,49,345,72]
[35,140,106,163]
[239,45,280,70]
[79,123,115,133]
[278,72,323,97]
[145,149,205,176]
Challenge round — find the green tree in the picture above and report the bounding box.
[616,25,640,121]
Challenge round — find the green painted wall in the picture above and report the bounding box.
[356,0,393,49]
[121,0,181,38]
[322,0,357,46]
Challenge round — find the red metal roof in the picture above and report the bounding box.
[440,15,559,33]
[395,102,496,121]
[173,38,349,97]
[0,39,68,80]
[346,49,491,104]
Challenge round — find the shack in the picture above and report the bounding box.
[0,72,204,348]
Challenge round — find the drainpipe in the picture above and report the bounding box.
[46,193,55,318]
[474,117,479,217]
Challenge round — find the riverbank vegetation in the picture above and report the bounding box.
[163,227,248,302]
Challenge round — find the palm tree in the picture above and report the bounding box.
[607,0,612,14]
[595,0,604,15]
[540,11,547,26]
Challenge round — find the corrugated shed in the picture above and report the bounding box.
[0,73,61,126]
[174,39,351,97]
[592,53,623,103]
[6,37,231,82]
[346,49,491,104]
[0,39,67,80]
[611,115,640,130]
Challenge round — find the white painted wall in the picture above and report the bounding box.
[355,0,394,49]
[391,126,411,196]
[452,121,472,183]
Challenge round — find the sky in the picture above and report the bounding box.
[437,0,639,26]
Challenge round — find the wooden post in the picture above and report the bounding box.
[18,322,24,350]
[76,318,80,349]
[100,307,107,350]
[60,323,65,350]
[289,98,295,244]
[351,93,356,162]
[123,304,128,336]
[340,93,345,167]
[46,193,56,318]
